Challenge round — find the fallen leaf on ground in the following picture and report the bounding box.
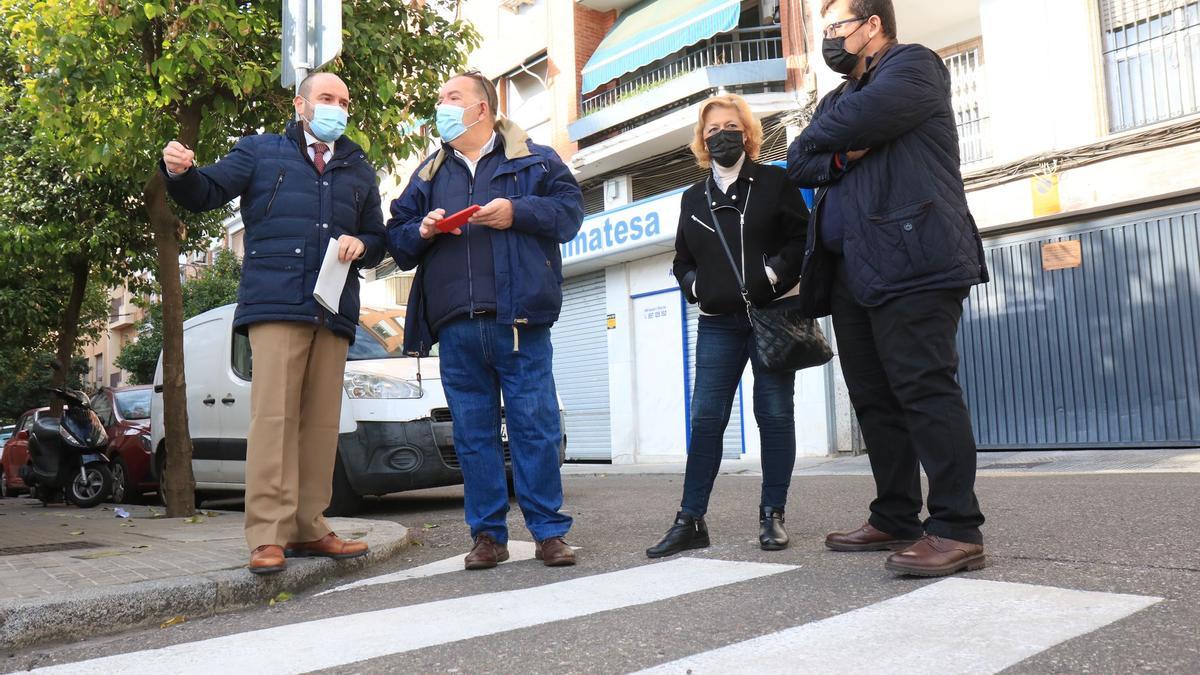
[269,592,293,606]
[160,616,185,629]
[183,515,204,524]
[421,523,439,530]
[203,511,221,517]
[68,530,84,536]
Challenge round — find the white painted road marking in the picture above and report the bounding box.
[30,558,796,675]
[635,578,1162,675]
[315,540,539,596]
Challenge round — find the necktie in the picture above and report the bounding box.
[312,142,329,174]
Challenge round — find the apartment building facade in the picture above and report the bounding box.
[355,0,1200,463]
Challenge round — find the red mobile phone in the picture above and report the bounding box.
[436,205,482,233]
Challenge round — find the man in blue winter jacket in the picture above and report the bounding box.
[161,72,385,574]
[788,0,990,577]
[387,71,584,569]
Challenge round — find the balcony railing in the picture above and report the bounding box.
[580,26,783,118]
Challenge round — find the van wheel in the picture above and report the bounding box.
[324,451,363,517]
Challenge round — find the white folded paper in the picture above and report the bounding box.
[313,239,351,314]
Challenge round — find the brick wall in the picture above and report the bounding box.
[573,4,616,99]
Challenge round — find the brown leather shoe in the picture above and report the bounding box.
[825,522,918,552]
[284,532,369,560]
[885,534,987,577]
[249,545,286,575]
[464,533,509,570]
[535,537,576,567]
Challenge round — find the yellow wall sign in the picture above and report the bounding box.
[606,313,617,330]
[1031,174,1062,216]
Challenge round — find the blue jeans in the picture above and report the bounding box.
[681,313,797,517]
[437,317,572,545]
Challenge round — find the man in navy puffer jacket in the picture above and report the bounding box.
[161,72,384,574]
[788,0,988,578]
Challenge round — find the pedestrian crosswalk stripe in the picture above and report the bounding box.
[634,577,1162,674]
[28,557,797,675]
[315,541,539,597]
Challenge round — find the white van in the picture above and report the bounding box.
[150,304,566,515]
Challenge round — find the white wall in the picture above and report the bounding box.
[980,0,1104,163]
[463,0,550,79]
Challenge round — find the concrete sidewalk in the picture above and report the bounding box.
[562,448,1200,477]
[0,500,409,650]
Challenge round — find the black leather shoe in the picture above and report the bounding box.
[646,511,710,558]
[759,506,789,551]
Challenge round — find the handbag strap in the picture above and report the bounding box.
[703,179,752,313]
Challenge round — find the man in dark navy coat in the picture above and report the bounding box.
[387,71,583,570]
[788,0,990,577]
[161,72,384,574]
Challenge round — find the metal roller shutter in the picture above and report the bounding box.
[552,272,612,460]
[685,303,745,459]
[959,203,1200,448]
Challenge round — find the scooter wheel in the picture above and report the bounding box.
[68,463,113,508]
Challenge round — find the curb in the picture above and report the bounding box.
[0,522,411,651]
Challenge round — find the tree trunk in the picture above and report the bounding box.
[142,104,203,518]
[45,255,91,418]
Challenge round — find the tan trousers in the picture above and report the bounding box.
[244,321,349,551]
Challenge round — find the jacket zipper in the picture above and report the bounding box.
[466,173,476,316]
[266,169,285,215]
[738,183,754,316]
[690,214,715,232]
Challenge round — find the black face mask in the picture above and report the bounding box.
[822,21,868,75]
[706,129,745,168]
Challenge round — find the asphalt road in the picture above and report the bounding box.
[6,471,1199,673]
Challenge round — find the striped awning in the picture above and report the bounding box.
[580,0,741,95]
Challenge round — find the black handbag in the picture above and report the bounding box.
[703,181,833,372]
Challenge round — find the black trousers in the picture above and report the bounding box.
[830,262,985,544]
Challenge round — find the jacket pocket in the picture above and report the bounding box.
[867,199,935,280]
[240,238,305,305]
[265,169,286,217]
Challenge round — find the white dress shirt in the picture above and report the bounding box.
[453,132,497,178]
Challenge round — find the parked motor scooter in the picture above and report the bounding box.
[20,386,114,508]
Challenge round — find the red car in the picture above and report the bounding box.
[1,407,50,498]
[91,386,157,503]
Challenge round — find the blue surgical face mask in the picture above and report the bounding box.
[435,101,483,142]
[302,98,348,142]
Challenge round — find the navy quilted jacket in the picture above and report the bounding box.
[162,122,386,342]
[787,43,988,317]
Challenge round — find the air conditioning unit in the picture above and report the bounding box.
[499,0,535,13]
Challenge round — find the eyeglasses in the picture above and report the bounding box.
[823,16,866,39]
[456,69,497,109]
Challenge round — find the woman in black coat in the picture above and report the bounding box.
[647,94,809,558]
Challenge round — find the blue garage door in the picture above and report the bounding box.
[959,202,1200,448]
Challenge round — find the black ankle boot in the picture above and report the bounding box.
[759,506,789,551]
[646,511,710,558]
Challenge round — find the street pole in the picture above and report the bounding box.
[292,0,309,103]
